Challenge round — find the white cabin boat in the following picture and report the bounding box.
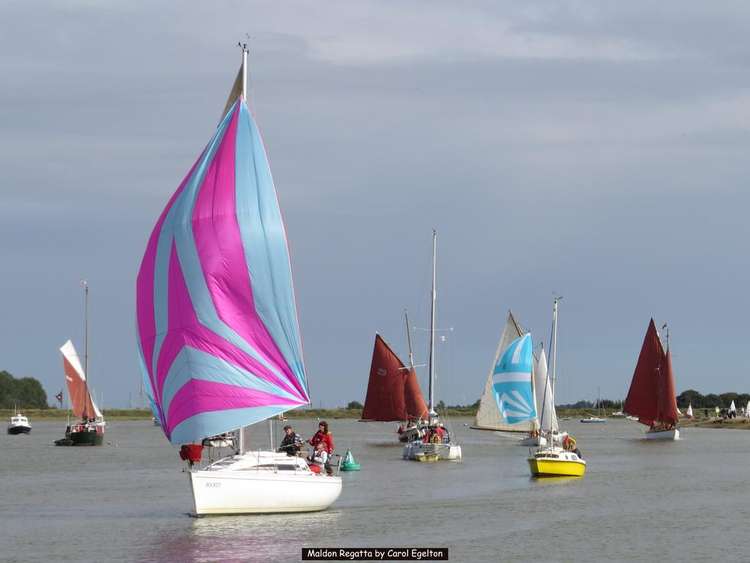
[7,413,31,435]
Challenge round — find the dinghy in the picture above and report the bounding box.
[136,45,341,515]
[624,320,680,440]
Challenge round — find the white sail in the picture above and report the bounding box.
[745,400,750,416]
[474,312,537,432]
[730,400,737,413]
[534,347,558,433]
[686,403,693,418]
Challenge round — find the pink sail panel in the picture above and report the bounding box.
[136,93,309,445]
[60,340,101,420]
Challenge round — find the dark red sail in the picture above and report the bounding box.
[624,319,664,426]
[361,334,428,421]
[656,348,679,426]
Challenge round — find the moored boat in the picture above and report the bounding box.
[580,417,606,423]
[623,319,680,441]
[136,44,341,515]
[7,411,31,435]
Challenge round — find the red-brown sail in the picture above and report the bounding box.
[624,319,678,427]
[361,334,428,421]
[656,348,679,426]
[624,319,663,426]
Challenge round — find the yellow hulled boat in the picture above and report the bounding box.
[528,447,586,477]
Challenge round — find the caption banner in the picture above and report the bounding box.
[302,547,448,561]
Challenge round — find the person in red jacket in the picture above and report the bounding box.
[308,421,334,454]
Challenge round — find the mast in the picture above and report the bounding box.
[404,309,415,370]
[82,280,90,420]
[234,43,249,455]
[550,296,561,396]
[428,230,437,417]
[241,42,248,100]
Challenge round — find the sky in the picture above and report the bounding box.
[2,1,750,408]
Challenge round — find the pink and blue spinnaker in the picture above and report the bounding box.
[136,99,309,445]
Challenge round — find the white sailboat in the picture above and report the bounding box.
[402,231,462,462]
[580,389,606,424]
[686,403,694,418]
[472,311,542,445]
[136,45,341,515]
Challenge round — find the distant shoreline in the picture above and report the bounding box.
[4,407,748,429]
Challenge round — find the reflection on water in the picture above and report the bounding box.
[144,512,342,563]
[529,475,583,486]
[6,419,750,563]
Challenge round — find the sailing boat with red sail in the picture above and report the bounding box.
[361,319,429,442]
[624,319,680,440]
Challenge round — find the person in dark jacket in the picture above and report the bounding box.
[278,425,303,456]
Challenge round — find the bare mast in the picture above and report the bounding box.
[238,42,249,455]
[428,230,437,417]
[82,280,90,420]
[550,296,561,396]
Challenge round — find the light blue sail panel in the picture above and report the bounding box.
[492,334,537,425]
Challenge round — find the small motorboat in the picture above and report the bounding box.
[7,412,31,435]
[580,416,606,423]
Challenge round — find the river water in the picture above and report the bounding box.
[2,418,748,562]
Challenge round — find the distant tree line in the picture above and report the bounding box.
[560,390,750,410]
[676,389,749,409]
[346,390,750,413]
[0,370,48,409]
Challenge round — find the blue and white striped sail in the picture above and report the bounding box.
[492,334,538,428]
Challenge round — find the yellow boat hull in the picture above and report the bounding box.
[528,457,586,477]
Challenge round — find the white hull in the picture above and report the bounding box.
[189,451,342,515]
[519,435,546,447]
[580,417,606,423]
[8,414,31,434]
[402,441,462,461]
[645,428,680,441]
[518,430,568,447]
